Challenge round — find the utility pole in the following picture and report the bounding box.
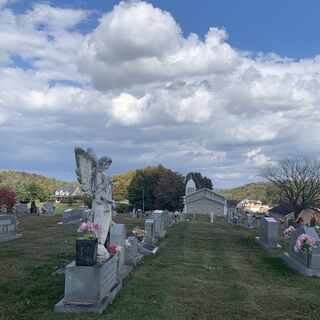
[142,188,145,213]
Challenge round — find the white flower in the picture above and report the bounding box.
[125,239,131,248]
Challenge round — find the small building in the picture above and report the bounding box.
[183,179,227,217]
[52,186,83,203]
[268,203,295,224]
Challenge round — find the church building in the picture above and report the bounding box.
[183,179,227,217]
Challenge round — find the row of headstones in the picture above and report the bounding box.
[228,212,320,277]
[256,217,320,276]
[11,202,55,215]
[55,209,180,314]
[226,211,257,229]
[144,210,179,244]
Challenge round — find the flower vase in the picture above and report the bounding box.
[76,238,98,266]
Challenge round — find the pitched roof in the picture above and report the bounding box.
[269,203,294,215]
[186,187,225,198]
[56,186,77,194]
[54,185,82,197]
[184,188,226,205]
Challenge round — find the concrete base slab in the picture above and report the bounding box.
[283,252,320,277]
[0,234,22,244]
[157,231,166,239]
[54,281,122,314]
[255,237,282,249]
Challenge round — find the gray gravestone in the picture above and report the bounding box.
[166,213,173,229]
[255,216,281,249]
[0,214,22,243]
[83,209,91,221]
[125,236,142,266]
[152,210,167,238]
[283,226,320,276]
[41,202,55,215]
[145,219,155,244]
[13,203,28,214]
[62,209,83,224]
[55,255,121,314]
[110,224,126,280]
[244,214,253,229]
[110,224,126,247]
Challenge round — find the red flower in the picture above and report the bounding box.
[107,245,118,255]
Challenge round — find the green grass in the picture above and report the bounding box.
[0,217,320,320]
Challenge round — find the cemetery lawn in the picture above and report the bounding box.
[1,217,320,320]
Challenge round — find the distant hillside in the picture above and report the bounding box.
[0,171,74,200]
[219,182,280,205]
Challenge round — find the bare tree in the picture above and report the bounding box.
[260,159,320,218]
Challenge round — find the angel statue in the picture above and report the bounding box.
[75,147,113,263]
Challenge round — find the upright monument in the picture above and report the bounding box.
[75,147,113,263]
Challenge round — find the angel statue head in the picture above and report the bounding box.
[75,147,114,263]
[98,156,112,172]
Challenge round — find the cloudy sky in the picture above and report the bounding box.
[0,0,320,188]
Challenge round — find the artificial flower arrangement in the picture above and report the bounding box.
[294,233,317,254]
[283,226,295,238]
[77,221,99,239]
[107,245,119,255]
[132,226,147,241]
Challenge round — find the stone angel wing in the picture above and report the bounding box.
[74,147,97,197]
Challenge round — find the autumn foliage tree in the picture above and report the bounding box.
[112,169,136,202]
[0,187,16,211]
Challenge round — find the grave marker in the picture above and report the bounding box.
[0,214,22,243]
[62,209,83,224]
[145,219,155,244]
[283,226,320,276]
[255,216,281,249]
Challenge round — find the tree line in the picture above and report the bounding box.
[115,166,213,211]
[0,168,213,212]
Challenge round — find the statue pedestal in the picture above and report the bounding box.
[54,255,121,314]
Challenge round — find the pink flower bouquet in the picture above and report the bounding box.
[294,233,316,254]
[77,221,99,240]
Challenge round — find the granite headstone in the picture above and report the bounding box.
[283,226,320,276]
[0,214,22,243]
[255,216,281,249]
